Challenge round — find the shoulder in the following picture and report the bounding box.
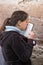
[2,31,27,41]
[0,31,20,40]
[5,31,22,38]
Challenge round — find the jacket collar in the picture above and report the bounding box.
[5,26,24,35]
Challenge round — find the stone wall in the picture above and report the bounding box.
[0,1,43,65]
[0,2,43,40]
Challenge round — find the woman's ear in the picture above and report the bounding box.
[17,20,21,26]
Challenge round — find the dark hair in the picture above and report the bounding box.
[1,18,10,31]
[3,10,28,27]
[5,11,28,26]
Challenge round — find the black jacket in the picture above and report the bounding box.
[0,31,36,65]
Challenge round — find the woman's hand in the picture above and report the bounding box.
[27,31,35,39]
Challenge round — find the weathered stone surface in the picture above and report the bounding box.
[0,2,43,40]
[0,1,43,65]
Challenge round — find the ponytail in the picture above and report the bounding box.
[1,18,11,31]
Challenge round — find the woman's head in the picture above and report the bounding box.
[3,10,29,30]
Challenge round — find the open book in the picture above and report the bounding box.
[24,23,33,37]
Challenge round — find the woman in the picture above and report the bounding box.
[0,10,36,65]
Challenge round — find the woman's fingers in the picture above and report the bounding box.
[27,31,35,39]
